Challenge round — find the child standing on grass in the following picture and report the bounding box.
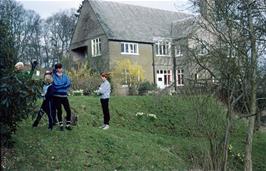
[32,71,56,130]
[96,72,111,130]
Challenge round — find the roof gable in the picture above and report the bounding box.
[71,0,106,49]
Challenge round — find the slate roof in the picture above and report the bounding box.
[83,0,193,43]
[171,17,199,40]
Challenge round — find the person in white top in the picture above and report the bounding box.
[96,72,111,130]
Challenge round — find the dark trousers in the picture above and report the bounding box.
[33,99,56,128]
[53,96,71,123]
[100,98,110,125]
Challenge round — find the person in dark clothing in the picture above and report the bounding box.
[53,63,72,131]
[32,71,56,130]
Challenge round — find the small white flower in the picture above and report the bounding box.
[136,112,144,116]
[147,113,157,119]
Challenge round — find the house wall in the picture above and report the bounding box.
[154,55,173,68]
[152,39,194,88]
[187,28,215,81]
[108,41,154,82]
[175,38,195,82]
[70,0,107,62]
[87,36,110,72]
[71,35,109,73]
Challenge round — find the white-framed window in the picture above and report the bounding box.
[176,69,184,86]
[155,41,171,56]
[91,38,101,57]
[199,44,208,55]
[121,42,139,55]
[175,45,183,57]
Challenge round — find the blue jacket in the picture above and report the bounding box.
[52,71,71,96]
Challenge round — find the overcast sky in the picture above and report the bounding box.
[17,0,193,19]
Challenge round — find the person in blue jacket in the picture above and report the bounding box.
[53,63,72,131]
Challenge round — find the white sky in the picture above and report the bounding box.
[17,0,193,19]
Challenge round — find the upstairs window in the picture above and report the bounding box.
[175,45,183,57]
[91,38,101,57]
[121,42,139,55]
[155,41,171,56]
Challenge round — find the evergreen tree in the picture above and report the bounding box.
[0,20,41,147]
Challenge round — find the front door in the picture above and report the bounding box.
[156,72,165,89]
[156,69,172,89]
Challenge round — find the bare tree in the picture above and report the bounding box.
[187,0,265,170]
[0,0,42,64]
[43,9,77,66]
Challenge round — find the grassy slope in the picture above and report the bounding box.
[6,96,266,170]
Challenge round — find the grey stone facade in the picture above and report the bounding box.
[70,0,203,90]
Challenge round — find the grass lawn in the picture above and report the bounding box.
[4,96,266,170]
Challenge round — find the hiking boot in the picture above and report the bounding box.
[65,125,72,130]
[102,125,109,130]
[59,122,64,131]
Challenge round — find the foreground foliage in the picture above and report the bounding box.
[0,21,41,147]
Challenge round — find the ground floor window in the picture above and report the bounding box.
[155,69,184,88]
[122,69,130,86]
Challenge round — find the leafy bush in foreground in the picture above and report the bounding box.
[0,20,41,147]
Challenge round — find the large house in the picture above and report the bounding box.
[70,0,206,91]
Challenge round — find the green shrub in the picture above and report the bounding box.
[0,21,41,147]
[68,63,101,96]
[71,89,84,96]
[138,81,156,95]
[129,86,138,95]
